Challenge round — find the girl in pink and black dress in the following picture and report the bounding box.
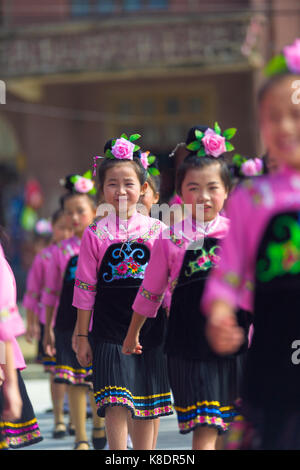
[23,208,73,439]
[43,174,105,450]
[74,135,172,450]
[203,39,300,450]
[0,240,43,449]
[123,125,252,450]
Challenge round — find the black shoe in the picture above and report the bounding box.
[74,440,90,450]
[68,423,75,436]
[92,427,107,450]
[52,422,67,439]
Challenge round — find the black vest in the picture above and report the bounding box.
[165,237,251,360]
[92,241,166,349]
[55,255,78,331]
[243,210,300,407]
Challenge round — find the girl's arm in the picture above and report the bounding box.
[42,247,61,356]
[202,187,252,354]
[76,309,93,367]
[73,228,101,367]
[1,341,23,421]
[123,235,171,355]
[122,312,146,355]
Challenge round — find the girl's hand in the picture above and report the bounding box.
[72,330,78,354]
[2,380,23,421]
[206,303,244,355]
[122,334,143,355]
[76,338,93,367]
[43,327,56,357]
[25,323,35,343]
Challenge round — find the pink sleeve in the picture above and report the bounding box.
[132,237,170,318]
[23,254,44,312]
[201,187,253,314]
[42,246,62,307]
[72,228,100,311]
[0,252,25,341]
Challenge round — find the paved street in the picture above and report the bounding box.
[20,365,192,451]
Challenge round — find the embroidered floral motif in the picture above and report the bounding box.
[94,386,173,419]
[256,214,300,282]
[74,279,97,292]
[185,246,221,277]
[169,230,185,247]
[223,272,241,288]
[102,246,149,283]
[44,287,60,297]
[0,305,18,323]
[140,287,164,303]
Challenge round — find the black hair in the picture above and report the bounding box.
[147,174,160,195]
[97,139,148,191]
[258,71,300,105]
[60,174,96,209]
[175,126,232,195]
[51,208,65,225]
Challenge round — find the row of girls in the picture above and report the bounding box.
[1,37,300,451]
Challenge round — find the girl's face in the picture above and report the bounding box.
[64,195,95,237]
[180,163,228,222]
[260,75,300,170]
[102,162,147,218]
[138,184,159,215]
[52,215,73,243]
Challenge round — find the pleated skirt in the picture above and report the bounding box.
[54,327,92,387]
[92,340,173,420]
[0,370,43,449]
[167,353,246,434]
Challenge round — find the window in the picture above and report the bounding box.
[71,0,91,16]
[96,0,116,13]
[107,85,215,151]
[123,0,142,11]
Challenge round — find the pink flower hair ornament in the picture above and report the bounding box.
[61,171,96,195]
[186,122,237,158]
[35,218,52,235]
[264,38,300,77]
[232,153,263,177]
[93,133,160,177]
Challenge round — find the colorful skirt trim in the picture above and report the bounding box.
[0,418,42,449]
[0,370,43,449]
[167,353,246,434]
[92,341,173,420]
[54,364,93,386]
[43,355,56,374]
[54,327,92,387]
[175,400,239,434]
[95,386,173,419]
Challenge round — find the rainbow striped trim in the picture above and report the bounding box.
[175,400,239,434]
[74,279,97,293]
[139,286,164,303]
[94,386,173,419]
[0,418,43,449]
[54,364,92,386]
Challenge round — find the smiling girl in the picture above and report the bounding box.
[122,125,252,450]
[203,39,300,450]
[73,135,172,450]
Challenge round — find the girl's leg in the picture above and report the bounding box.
[50,376,66,431]
[68,385,89,449]
[88,390,106,446]
[192,426,219,450]
[216,434,224,450]
[131,418,156,450]
[105,406,128,450]
[152,418,160,449]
